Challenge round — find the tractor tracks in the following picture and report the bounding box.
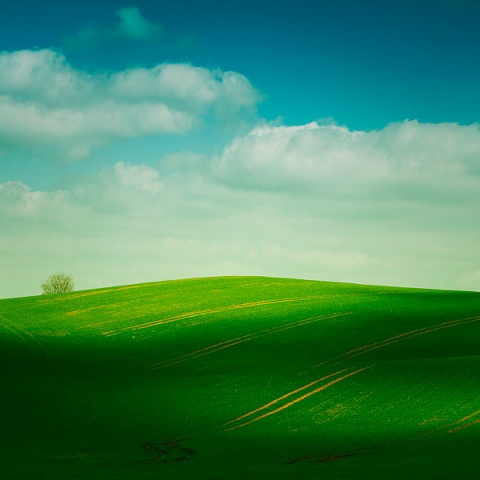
[312,315,480,369]
[221,366,374,432]
[102,295,332,337]
[139,312,351,372]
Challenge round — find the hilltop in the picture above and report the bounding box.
[1,276,479,479]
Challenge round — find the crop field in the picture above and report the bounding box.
[1,276,480,479]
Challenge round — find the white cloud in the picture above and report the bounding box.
[0,181,70,218]
[213,120,480,201]
[109,64,258,112]
[115,6,162,40]
[0,49,92,106]
[1,120,480,298]
[213,122,384,192]
[0,49,260,160]
[114,162,163,194]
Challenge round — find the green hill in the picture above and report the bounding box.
[1,276,479,479]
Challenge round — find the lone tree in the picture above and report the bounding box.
[41,273,75,295]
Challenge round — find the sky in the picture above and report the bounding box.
[1,0,480,297]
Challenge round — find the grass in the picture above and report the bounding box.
[1,276,479,479]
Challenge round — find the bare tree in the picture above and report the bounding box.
[41,273,75,294]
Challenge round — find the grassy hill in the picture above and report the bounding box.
[1,276,479,479]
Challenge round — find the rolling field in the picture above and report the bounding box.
[1,276,480,479]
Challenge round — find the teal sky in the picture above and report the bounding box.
[1,0,479,297]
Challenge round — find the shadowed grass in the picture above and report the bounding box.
[1,276,479,478]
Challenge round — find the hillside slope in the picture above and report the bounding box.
[1,276,479,479]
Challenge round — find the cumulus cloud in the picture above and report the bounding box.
[213,122,381,192]
[115,6,162,40]
[213,120,480,201]
[0,49,260,160]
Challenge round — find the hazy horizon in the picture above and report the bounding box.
[1,0,479,297]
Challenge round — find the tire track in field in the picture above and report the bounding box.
[446,410,480,434]
[141,312,351,371]
[223,368,352,426]
[102,295,329,337]
[0,314,53,361]
[422,409,480,436]
[0,313,36,349]
[222,366,373,432]
[65,300,134,317]
[312,316,480,369]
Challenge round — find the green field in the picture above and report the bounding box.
[1,276,479,479]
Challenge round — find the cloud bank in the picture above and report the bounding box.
[0,49,260,160]
[213,120,480,199]
[1,119,479,297]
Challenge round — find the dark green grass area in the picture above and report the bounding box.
[1,276,479,479]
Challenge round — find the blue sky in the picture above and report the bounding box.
[1,0,480,297]
[4,0,480,130]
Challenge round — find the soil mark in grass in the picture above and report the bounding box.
[135,439,196,465]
